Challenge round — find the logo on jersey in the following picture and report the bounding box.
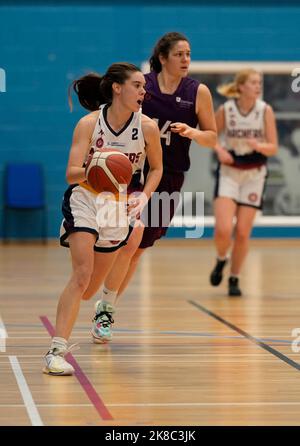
[176,96,193,109]
[96,137,104,148]
[248,192,258,203]
[144,93,152,101]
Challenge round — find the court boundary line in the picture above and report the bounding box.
[40,316,113,421]
[189,300,300,372]
[9,355,43,426]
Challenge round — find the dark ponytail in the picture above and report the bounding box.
[68,72,105,112]
[68,62,141,112]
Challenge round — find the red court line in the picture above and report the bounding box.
[40,316,113,421]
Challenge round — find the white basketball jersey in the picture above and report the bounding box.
[224,99,266,156]
[89,104,146,176]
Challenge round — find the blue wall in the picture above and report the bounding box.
[1,2,300,237]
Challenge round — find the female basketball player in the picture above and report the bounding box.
[43,62,162,375]
[86,32,217,343]
[210,69,278,296]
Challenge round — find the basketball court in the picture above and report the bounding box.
[1,239,300,426]
[1,0,300,431]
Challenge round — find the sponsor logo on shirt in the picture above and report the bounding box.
[107,142,126,148]
[176,97,193,109]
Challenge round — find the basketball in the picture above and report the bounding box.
[85,149,133,194]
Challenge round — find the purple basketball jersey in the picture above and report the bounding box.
[142,71,199,172]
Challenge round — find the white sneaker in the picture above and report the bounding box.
[43,345,78,376]
[91,300,115,344]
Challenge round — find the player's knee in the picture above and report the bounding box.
[235,226,251,243]
[121,241,139,259]
[215,224,232,240]
[72,265,93,293]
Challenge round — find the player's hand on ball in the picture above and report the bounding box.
[84,149,96,177]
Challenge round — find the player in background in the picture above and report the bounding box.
[43,62,162,375]
[88,32,217,343]
[210,68,278,296]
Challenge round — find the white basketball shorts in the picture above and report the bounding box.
[60,185,132,252]
[214,164,268,209]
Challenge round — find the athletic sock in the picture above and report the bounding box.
[101,286,117,306]
[217,255,228,262]
[50,337,68,352]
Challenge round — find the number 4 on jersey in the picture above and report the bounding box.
[153,119,172,146]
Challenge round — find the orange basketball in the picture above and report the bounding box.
[85,149,133,194]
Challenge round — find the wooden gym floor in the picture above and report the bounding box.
[0,239,300,426]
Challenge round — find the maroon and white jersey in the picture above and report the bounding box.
[89,103,146,176]
[223,99,267,168]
